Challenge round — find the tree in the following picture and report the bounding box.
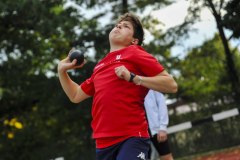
[222,0,240,38]
[0,0,97,159]
[172,0,240,102]
[177,34,237,105]
[0,0,177,159]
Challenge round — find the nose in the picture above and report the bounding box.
[116,24,122,29]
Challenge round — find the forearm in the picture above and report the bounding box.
[133,74,178,93]
[114,66,178,93]
[159,124,167,131]
[58,71,86,103]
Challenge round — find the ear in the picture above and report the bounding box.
[131,39,139,45]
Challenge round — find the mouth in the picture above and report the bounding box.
[113,30,120,34]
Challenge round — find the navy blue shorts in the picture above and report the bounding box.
[96,137,150,160]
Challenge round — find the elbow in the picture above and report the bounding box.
[69,97,78,103]
[70,98,79,104]
[69,94,81,104]
[171,82,178,93]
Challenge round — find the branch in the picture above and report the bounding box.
[228,33,234,41]
[206,0,221,24]
[218,0,224,16]
[232,42,240,54]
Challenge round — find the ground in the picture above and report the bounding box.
[194,146,240,160]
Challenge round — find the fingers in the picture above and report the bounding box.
[74,59,87,68]
[59,56,86,72]
[157,135,167,142]
[61,59,76,70]
[61,48,86,70]
[71,59,77,66]
[157,131,168,142]
[115,66,124,79]
[114,66,129,80]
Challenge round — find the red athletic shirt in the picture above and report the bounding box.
[81,45,164,148]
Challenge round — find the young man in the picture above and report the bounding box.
[58,13,177,160]
[144,90,174,160]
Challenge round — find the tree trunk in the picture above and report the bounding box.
[122,0,128,14]
[206,0,240,101]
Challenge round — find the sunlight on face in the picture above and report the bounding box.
[109,21,135,46]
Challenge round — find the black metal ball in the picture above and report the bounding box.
[69,50,84,65]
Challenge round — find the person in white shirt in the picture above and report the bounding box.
[144,90,174,160]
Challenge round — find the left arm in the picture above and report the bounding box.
[134,70,177,93]
[115,66,178,93]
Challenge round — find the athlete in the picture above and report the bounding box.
[58,12,177,160]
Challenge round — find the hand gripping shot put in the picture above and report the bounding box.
[69,49,84,65]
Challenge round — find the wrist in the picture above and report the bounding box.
[159,125,167,131]
[133,75,143,85]
[129,72,136,82]
[58,66,67,74]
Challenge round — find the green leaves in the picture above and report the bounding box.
[177,34,233,104]
[222,0,240,38]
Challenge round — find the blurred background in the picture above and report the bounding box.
[0,0,239,159]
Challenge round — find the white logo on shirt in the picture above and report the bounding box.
[95,63,104,69]
[116,55,121,60]
[137,152,146,160]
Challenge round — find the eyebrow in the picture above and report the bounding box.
[118,21,132,27]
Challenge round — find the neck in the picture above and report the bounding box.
[110,44,130,52]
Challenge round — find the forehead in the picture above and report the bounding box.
[118,20,133,26]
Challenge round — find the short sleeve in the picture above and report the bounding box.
[132,47,164,76]
[80,76,95,96]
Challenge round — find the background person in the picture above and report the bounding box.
[144,90,174,160]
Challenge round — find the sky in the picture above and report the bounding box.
[146,0,239,58]
[145,0,217,58]
[66,0,239,58]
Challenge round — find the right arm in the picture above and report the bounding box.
[58,55,90,103]
[156,92,169,131]
[155,91,169,142]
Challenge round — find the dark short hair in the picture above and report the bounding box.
[117,13,144,46]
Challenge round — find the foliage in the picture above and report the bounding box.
[176,34,234,104]
[0,0,175,159]
[0,0,97,159]
[222,0,240,38]
[181,0,240,102]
